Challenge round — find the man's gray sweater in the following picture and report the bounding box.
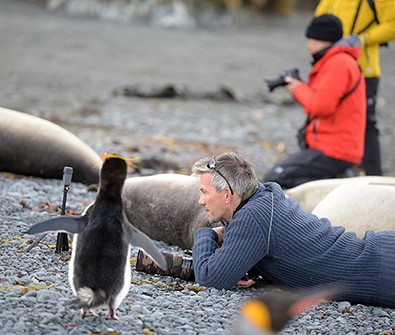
[193,182,395,308]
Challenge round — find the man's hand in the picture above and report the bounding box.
[236,279,256,288]
[212,226,224,246]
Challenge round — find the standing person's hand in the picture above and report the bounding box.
[285,76,301,93]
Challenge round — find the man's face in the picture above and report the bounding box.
[306,38,332,55]
[198,172,227,223]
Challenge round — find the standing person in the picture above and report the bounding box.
[192,152,395,308]
[315,0,395,176]
[264,14,366,189]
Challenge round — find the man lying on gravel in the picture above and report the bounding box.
[191,152,395,308]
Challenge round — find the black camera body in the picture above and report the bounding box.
[265,68,301,92]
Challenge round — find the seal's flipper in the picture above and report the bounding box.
[124,220,168,271]
[26,215,88,235]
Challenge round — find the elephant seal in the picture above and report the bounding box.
[312,181,395,238]
[0,107,101,185]
[27,155,167,319]
[122,174,214,250]
[284,176,395,212]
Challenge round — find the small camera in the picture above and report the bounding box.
[265,68,301,92]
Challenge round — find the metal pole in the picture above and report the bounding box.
[25,166,74,253]
[55,167,73,253]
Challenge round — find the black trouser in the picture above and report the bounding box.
[264,149,355,189]
[361,77,382,175]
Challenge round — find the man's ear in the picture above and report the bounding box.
[224,188,233,204]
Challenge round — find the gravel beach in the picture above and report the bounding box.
[1,173,395,335]
[1,1,395,334]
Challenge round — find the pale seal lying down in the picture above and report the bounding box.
[0,107,101,185]
[285,176,395,237]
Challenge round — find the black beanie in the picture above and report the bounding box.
[305,14,343,43]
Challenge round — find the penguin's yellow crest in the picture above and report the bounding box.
[241,299,272,331]
[100,153,139,170]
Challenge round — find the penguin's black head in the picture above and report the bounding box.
[102,156,127,179]
[99,156,127,195]
[98,154,139,196]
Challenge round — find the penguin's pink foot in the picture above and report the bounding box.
[81,310,99,318]
[105,308,119,320]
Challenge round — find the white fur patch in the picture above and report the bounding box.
[68,234,78,296]
[113,247,131,310]
[77,287,95,305]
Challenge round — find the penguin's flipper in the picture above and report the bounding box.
[26,215,88,235]
[124,220,168,271]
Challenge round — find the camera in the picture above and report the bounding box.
[265,68,301,92]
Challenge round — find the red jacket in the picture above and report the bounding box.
[293,35,366,164]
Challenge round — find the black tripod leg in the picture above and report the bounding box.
[55,233,69,253]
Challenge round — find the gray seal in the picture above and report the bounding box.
[122,173,216,250]
[0,107,101,185]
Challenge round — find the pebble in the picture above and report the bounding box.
[338,301,352,311]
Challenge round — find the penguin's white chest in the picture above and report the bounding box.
[113,247,131,310]
[68,235,78,296]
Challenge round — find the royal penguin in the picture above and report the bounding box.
[26,154,168,319]
[231,287,339,335]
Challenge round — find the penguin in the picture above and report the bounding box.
[26,154,168,319]
[231,287,339,335]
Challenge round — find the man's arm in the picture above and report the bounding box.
[290,55,356,117]
[192,211,268,290]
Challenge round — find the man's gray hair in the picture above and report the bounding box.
[192,152,258,196]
